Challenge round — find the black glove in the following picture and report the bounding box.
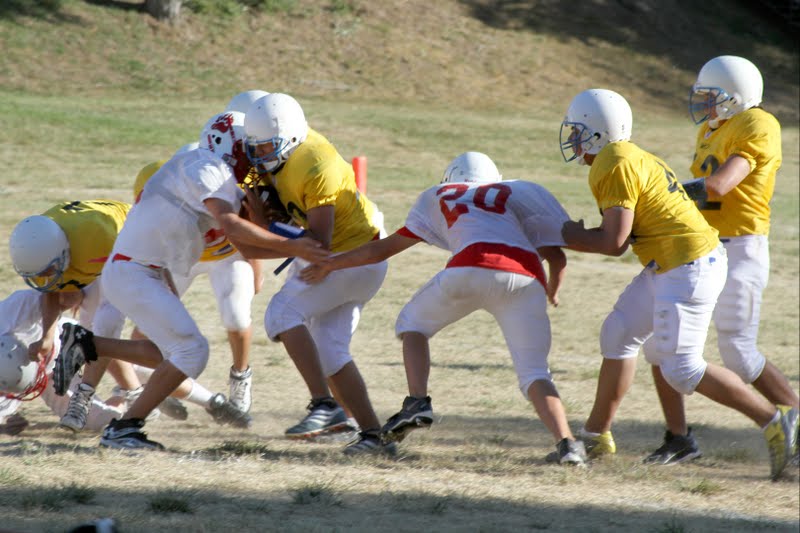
[681,178,708,203]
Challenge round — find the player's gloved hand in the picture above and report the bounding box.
[681,178,708,203]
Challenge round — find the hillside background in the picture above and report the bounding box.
[1,0,798,124]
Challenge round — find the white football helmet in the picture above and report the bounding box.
[0,334,47,401]
[224,90,270,114]
[244,93,309,174]
[441,152,502,184]
[689,55,763,127]
[560,89,632,164]
[198,111,250,183]
[9,215,70,292]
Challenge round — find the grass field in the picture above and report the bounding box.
[0,1,798,532]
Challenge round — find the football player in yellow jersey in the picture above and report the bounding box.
[133,141,262,415]
[8,200,149,432]
[647,56,798,465]
[558,88,798,480]
[244,93,393,455]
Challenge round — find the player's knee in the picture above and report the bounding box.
[264,296,304,341]
[600,311,639,359]
[168,336,210,379]
[518,370,552,400]
[717,333,765,383]
[660,357,707,395]
[91,305,125,338]
[395,313,436,340]
[320,352,352,377]
[220,301,252,331]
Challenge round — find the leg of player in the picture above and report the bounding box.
[579,357,635,456]
[402,331,431,398]
[529,380,587,466]
[58,358,111,432]
[752,362,800,409]
[227,328,253,412]
[328,361,380,431]
[280,325,348,438]
[100,361,187,451]
[693,363,798,479]
[643,364,702,465]
[381,331,434,444]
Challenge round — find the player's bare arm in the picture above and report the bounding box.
[306,205,335,250]
[28,292,61,361]
[537,246,566,307]
[561,206,633,256]
[300,232,419,284]
[204,197,328,263]
[705,154,751,197]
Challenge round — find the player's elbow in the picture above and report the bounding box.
[605,238,630,257]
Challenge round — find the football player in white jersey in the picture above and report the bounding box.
[645,56,799,464]
[53,111,328,450]
[559,88,797,479]
[300,152,587,465]
[0,290,253,435]
[0,290,124,433]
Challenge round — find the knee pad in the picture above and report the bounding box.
[219,298,252,331]
[659,356,707,395]
[167,335,210,379]
[717,332,765,383]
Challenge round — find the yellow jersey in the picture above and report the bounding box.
[691,107,781,237]
[133,160,237,262]
[268,128,380,253]
[589,142,718,273]
[41,200,130,291]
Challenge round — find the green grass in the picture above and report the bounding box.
[0,2,797,532]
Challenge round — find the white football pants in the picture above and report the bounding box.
[101,260,209,379]
[396,267,552,397]
[171,252,254,331]
[612,246,727,394]
[264,258,388,376]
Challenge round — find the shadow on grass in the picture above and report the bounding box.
[457,0,799,124]
[0,0,81,23]
[0,483,795,533]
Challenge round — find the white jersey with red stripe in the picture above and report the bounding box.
[111,149,244,277]
[402,179,569,275]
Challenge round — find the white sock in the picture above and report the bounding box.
[183,381,213,407]
[579,428,601,438]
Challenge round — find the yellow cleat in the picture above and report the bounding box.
[578,429,616,457]
[764,405,799,481]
